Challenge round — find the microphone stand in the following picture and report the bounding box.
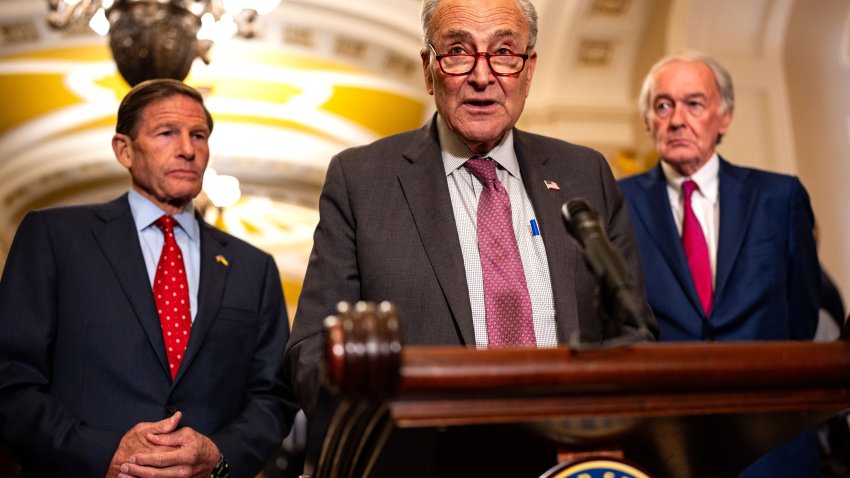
[561,199,652,348]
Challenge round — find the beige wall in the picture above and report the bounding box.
[785,0,850,312]
[665,0,850,311]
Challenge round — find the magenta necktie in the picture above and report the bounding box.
[153,216,192,379]
[464,158,536,347]
[681,180,713,315]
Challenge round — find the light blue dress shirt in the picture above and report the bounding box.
[128,189,201,322]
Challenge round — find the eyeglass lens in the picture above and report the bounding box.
[441,54,525,75]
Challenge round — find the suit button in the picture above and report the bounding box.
[165,404,178,415]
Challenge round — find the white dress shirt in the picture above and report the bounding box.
[661,153,720,284]
[437,115,558,348]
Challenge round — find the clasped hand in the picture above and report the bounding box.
[106,411,220,478]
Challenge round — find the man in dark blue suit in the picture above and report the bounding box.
[0,79,296,477]
[619,51,822,477]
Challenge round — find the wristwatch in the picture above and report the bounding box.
[211,453,230,478]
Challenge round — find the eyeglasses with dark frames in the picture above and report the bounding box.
[428,44,529,76]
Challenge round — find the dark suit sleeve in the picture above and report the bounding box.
[596,156,658,342]
[285,154,359,417]
[0,212,122,474]
[208,254,297,477]
[786,178,821,339]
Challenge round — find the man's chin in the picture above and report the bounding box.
[166,188,202,207]
[660,149,700,165]
[457,125,510,148]
[661,155,708,176]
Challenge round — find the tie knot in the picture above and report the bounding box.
[682,179,699,199]
[464,157,498,184]
[156,215,176,235]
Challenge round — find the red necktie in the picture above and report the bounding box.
[464,158,536,347]
[681,180,713,315]
[153,216,192,379]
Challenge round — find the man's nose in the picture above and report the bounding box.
[177,133,195,160]
[669,102,686,126]
[467,55,493,86]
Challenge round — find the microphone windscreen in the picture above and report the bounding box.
[565,198,592,220]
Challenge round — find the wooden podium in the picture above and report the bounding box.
[301,303,850,478]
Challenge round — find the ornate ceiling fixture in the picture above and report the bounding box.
[46,0,280,86]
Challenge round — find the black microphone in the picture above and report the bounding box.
[562,198,649,339]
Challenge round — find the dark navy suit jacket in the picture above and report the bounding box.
[0,195,297,477]
[619,158,822,477]
[619,158,820,341]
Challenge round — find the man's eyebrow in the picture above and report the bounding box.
[441,30,471,42]
[653,92,708,102]
[491,29,518,40]
[437,29,521,52]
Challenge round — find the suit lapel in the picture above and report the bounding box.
[93,195,170,377]
[175,218,230,382]
[714,158,752,301]
[629,165,706,316]
[513,132,580,341]
[397,122,475,344]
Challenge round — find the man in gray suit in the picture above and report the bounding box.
[285,0,656,417]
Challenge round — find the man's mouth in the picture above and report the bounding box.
[169,169,199,179]
[463,99,498,112]
[667,138,691,146]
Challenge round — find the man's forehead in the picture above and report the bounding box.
[432,0,527,40]
[439,27,522,43]
[652,61,718,97]
[142,96,207,121]
[142,95,207,128]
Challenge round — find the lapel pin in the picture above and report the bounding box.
[215,255,229,266]
[544,179,560,190]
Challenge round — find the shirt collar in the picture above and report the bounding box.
[436,114,521,179]
[128,189,199,241]
[661,153,720,204]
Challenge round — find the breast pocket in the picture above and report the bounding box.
[203,307,259,360]
[739,234,780,260]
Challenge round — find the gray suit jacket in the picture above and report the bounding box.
[285,118,656,416]
[0,195,297,477]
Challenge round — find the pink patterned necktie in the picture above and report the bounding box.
[153,216,192,379]
[681,180,713,315]
[464,158,536,347]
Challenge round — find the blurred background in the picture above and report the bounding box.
[1,0,849,320]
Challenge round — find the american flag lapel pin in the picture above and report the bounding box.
[215,254,229,266]
[544,179,560,190]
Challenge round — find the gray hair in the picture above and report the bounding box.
[420,0,538,51]
[638,50,735,121]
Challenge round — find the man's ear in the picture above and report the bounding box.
[112,133,133,169]
[421,49,435,96]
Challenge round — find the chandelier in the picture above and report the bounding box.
[46,0,280,86]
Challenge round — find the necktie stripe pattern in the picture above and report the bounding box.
[153,215,192,379]
[681,180,713,315]
[464,158,536,347]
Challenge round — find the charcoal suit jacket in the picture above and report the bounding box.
[286,117,657,416]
